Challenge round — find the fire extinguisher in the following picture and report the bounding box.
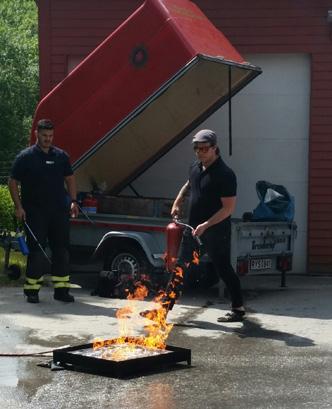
[165,221,184,272]
[82,194,98,213]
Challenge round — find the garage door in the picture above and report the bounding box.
[129,54,310,273]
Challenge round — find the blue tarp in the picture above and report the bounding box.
[252,180,295,222]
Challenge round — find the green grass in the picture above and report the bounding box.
[0,247,26,286]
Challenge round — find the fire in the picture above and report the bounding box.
[116,305,133,319]
[93,281,174,360]
[127,283,148,300]
[174,266,184,278]
[192,250,200,265]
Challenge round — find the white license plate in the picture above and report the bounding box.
[250,258,272,270]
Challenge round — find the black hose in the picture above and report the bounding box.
[0,352,52,357]
[0,346,68,357]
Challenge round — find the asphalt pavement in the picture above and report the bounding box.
[0,274,331,409]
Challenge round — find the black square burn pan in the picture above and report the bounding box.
[53,339,191,378]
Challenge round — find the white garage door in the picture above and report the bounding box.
[129,54,310,273]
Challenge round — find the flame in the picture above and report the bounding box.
[116,305,133,319]
[93,280,174,359]
[192,250,200,265]
[174,266,184,278]
[127,282,148,300]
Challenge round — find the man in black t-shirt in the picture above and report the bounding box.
[169,129,245,322]
[8,119,79,304]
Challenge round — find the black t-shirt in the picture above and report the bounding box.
[10,145,73,211]
[188,156,237,230]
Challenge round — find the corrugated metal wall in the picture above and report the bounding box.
[37,0,332,273]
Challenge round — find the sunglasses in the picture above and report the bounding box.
[193,145,213,153]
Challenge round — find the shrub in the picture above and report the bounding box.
[0,185,16,231]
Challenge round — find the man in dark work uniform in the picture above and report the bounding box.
[8,119,79,303]
[168,129,245,322]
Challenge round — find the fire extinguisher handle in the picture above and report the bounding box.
[173,218,202,246]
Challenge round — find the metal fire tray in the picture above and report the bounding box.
[53,339,191,378]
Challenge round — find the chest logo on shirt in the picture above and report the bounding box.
[45,161,55,165]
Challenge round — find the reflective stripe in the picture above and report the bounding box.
[51,275,70,282]
[26,277,39,285]
[53,282,71,289]
[25,276,43,290]
[24,283,41,290]
[26,277,44,284]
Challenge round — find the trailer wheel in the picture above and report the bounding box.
[103,245,152,298]
[104,246,151,278]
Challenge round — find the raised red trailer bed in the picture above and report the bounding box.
[31,0,261,193]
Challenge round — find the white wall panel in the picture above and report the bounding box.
[129,54,310,273]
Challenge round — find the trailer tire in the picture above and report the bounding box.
[102,245,152,298]
[104,245,151,278]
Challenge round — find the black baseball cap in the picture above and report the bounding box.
[192,129,217,145]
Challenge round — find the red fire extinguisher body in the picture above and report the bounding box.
[166,222,184,272]
[82,195,98,213]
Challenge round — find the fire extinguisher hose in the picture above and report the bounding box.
[173,218,203,246]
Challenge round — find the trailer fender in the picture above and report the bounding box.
[93,231,164,268]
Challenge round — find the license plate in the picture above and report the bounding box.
[250,258,272,270]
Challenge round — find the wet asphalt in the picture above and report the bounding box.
[0,274,331,409]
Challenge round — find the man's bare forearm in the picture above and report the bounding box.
[64,175,77,201]
[8,178,22,209]
[193,196,236,237]
[175,181,190,205]
[206,196,236,227]
[8,177,26,220]
[171,181,191,217]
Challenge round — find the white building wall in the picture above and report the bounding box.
[127,54,310,273]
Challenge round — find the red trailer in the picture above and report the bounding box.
[31,0,261,194]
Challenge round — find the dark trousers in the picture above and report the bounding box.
[24,208,70,287]
[201,226,243,308]
[165,225,243,309]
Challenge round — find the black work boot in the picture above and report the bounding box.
[54,288,75,302]
[24,290,40,304]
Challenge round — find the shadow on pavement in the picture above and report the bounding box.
[175,318,315,347]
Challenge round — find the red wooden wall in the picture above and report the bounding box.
[37,0,332,273]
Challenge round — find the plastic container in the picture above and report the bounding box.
[16,230,29,255]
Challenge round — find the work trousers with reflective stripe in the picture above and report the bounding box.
[23,207,71,292]
[23,275,71,291]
